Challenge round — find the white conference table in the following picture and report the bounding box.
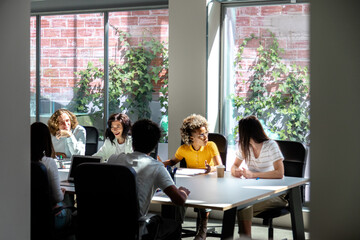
[152,171,308,240]
[60,168,308,240]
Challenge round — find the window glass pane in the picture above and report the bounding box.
[39,14,105,136]
[222,3,310,192]
[105,9,169,158]
[107,10,169,137]
[224,3,309,143]
[30,16,37,124]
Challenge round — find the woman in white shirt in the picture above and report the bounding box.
[48,109,86,159]
[231,115,288,239]
[93,113,133,162]
[31,122,72,230]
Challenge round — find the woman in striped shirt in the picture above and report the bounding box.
[231,115,288,239]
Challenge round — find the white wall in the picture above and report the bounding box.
[0,0,30,239]
[310,0,360,238]
[207,1,221,133]
[168,0,207,158]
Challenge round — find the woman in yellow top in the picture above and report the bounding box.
[163,114,223,240]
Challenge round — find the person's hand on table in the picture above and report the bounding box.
[55,152,67,159]
[240,168,254,179]
[204,160,211,174]
[179,186,190,197]
[231,168,243,178]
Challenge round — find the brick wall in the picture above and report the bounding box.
[30,4,309,112]
[30,9,169,111]
[233,4,310,97]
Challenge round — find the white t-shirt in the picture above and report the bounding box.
[108,152,174,216]
[40,156,64,204]
[235,140,284,172]
[93,136,133,162]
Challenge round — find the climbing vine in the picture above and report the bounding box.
[69,26,168,126]
[232,31,310,144]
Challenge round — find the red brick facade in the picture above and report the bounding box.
[30,10,169,108]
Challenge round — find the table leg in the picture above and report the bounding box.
[220,207,236,240]
[289,186,305,240]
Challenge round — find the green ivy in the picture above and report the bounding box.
[69,26,169,135]
[232,31,310,144]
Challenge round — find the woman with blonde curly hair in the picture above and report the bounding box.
[48,109,86,158]
[162,114,222,240]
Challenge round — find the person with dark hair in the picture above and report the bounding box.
[108,119,190,240]
[48,109,86,158]
[231,115,287,238]
[93,113,132,162]
[31,122,72,229]
[162,114,223,240]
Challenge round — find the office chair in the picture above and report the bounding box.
[31,162,55,240]
[254,140,307,240]
[83,126,99,156]
[74,163,160,240]
[180,133,228,238]
[31,162,75,240]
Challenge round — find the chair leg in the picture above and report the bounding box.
[268,218,274,240]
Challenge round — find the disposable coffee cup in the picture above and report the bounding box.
[216,165,225,178]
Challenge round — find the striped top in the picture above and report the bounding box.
[235,140,284,172]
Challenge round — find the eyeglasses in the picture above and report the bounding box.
[196,132,208,140]
[111,125,122,130]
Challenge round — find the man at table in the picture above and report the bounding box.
[108,119,190,240]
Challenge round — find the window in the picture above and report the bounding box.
[30,9,169,145]
[221,3,310,200]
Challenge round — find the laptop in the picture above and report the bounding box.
[60,155,101,187]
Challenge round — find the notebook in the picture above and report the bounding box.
[60,155,101,187]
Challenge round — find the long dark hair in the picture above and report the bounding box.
[105,113,132,145]
[238,115,269,162]
[31,122,55,162]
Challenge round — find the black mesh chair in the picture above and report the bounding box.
[254,140,307,240]
[74,163,160,240]
[150,143,158,160]
[180,133,228,238]
[31,162,75,240]
[83,126,99,156]
[31,162,55,240]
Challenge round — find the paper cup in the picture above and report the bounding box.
[216,165,225,178]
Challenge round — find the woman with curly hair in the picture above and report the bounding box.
[48,109,86,159]
[162,114,223,240]
[93,113,133,162]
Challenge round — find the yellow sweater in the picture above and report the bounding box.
[175,141,219,169]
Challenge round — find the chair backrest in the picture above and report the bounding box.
[31,161,54,240]
[150,143,158,160]
[75,163,140,240]
[208,133,227,166]
[276,140,307,202]
[83,126,99,156]
[180,133,228,168]
[275,140,307,178]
